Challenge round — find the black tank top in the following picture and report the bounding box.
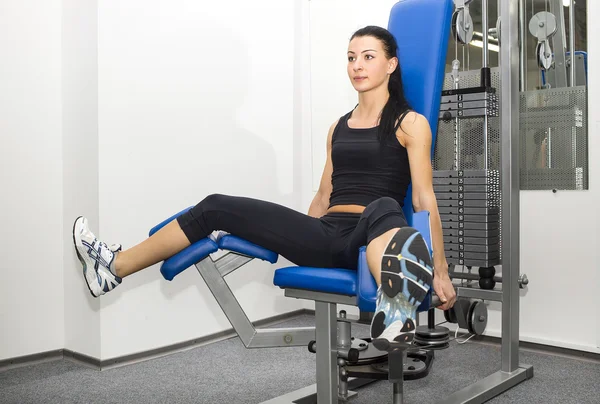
[328,109,411,208]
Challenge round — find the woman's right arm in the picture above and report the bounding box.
[308,120,338,218]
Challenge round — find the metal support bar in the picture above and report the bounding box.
[482,0,489,67]
[436,366,534,404]
[215,253,253,276]
[196,258,315,349]
[499,0,521,374]
[568,0,575,87]
[284,288,356,306]
[315,301,337,404]
[519,0,526,91]
[450,271,503,283]
[482,0,490,169]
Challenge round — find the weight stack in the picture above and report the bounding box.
[433,169,501,267]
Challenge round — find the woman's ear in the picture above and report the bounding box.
[388,56,399,74]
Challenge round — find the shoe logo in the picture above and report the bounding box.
[82,240,112,271]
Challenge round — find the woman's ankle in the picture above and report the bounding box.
[113,252,126,279]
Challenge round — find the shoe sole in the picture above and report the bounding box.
[72,216,101,298]
[380,227,433,306]
[371,312,416,343]
[370,227,433,341]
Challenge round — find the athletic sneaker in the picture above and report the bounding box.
[72,216,122,297]
[370,227,433,343]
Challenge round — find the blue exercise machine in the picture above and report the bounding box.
[150,0,533,402]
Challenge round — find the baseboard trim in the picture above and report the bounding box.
[472,335,600,364]
[0,349,64,372]
[0,309,314,372]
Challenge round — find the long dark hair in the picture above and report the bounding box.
[350,26,412,143]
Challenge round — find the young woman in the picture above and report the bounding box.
[73,26,456,343]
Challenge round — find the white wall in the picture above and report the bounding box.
[308,0,600,353]
[62,0,101,359]
[0,0,64,360]
[96,0,306,360]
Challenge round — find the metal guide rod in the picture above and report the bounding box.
[482,0,489,170]
[482,0,489,66]
[499,0,520,373]
[519,0,526,91]
[569,0,575,87]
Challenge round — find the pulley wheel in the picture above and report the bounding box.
[529,11,557,41]
[468,301,488,335]
[452,9,474,45]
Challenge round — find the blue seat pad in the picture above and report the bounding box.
[273,267,357,296]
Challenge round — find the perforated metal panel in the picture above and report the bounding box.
[519,86,588,190]
[435,69,589,190]
[435,68,501,172]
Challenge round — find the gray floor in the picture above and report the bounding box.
[1,314,599,404]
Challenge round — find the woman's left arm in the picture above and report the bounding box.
[398,113,456,310]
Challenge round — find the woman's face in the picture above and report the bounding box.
[347,35,397,93]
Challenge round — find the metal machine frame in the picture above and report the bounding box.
[182,1,534,403]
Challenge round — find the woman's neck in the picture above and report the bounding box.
[353,86,390,125]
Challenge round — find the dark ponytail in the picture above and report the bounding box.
[350,26,412,144]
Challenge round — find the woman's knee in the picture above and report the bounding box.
[199,193,229,210]
[366,197,402,213]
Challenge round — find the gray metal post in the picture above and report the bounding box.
[315,301,338,404]
[393,382,403,404]
[569,0,575,86]
[519,0,526,91]
[499,0,520,373]
[482,0,489,66]
[482,0,489,169]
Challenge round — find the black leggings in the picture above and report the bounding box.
[176,194,408,270]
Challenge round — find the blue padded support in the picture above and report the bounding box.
[161,238,218,281]
[273,267,357,296]
[218,235,278,264]
[391,0,454,225]
[149,206,193,237]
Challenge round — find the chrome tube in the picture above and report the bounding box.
[499,0,521,373]
[569,0,576,86]
[482,0,489,66]
[519,0,526,91]
[482,0,489,169]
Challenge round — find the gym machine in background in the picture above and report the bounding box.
[434,0,586,301]
[522,0,588,191]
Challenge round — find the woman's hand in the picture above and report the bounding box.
[432,262,456,311]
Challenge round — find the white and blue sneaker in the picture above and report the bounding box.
[370,227,433,343]
[72,216,122,297]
